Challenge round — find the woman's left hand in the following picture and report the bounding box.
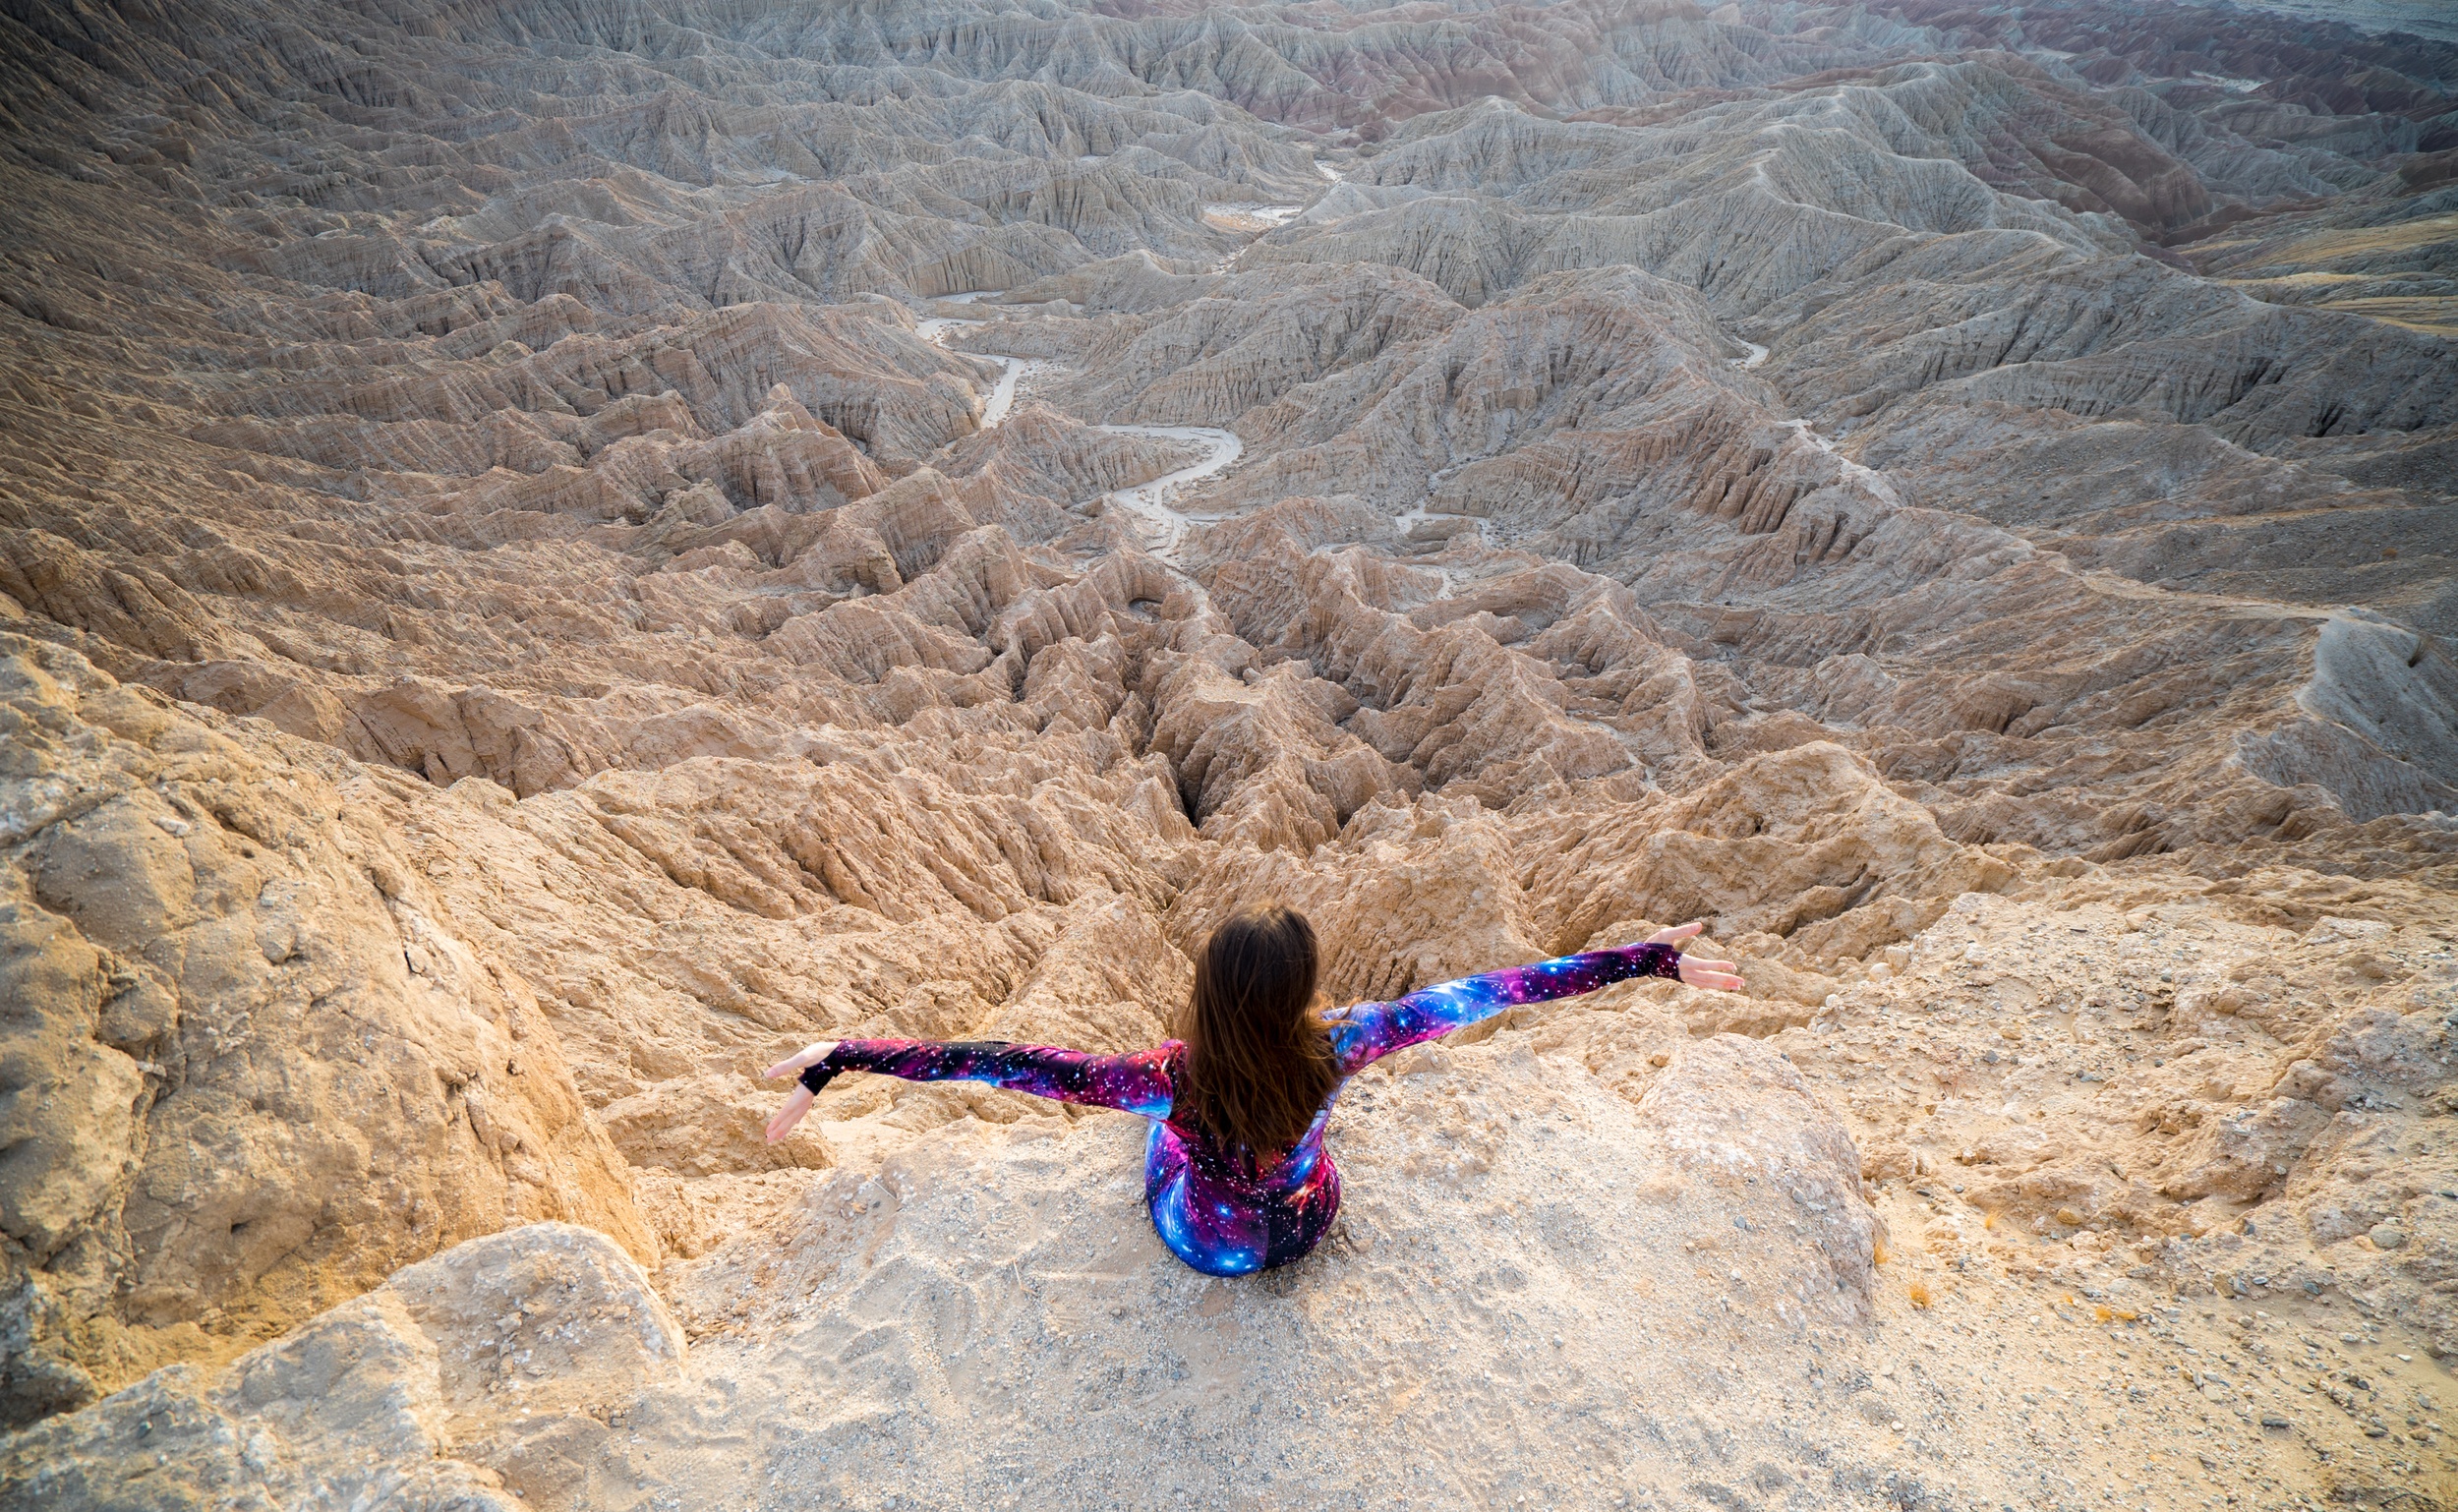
[1645,921,1745,993]
[762,1040,840,1144]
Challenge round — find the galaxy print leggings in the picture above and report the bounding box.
[801,940,1683,1275]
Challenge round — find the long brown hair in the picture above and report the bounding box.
[1174,905,1335,1160]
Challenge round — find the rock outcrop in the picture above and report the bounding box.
[0,1224,679,1511]
[0,638,653,1424]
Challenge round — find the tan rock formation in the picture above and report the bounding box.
[0,638,651,1422]
[0,0,2453,1506]
[0,1223,678,1511]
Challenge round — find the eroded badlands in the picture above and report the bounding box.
[1,1,2454,1508]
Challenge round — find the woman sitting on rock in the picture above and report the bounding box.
[762,906,1743,1277]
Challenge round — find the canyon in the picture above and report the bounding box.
[0,0,2454,1507]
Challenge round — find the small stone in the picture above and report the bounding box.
[2370,1223,2409,1250]
[2260,1414,2289,1429]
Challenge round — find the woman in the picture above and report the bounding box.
[763,908,1742,1277]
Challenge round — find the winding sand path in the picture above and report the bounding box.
[1785,417,1901,504]
[917,308,1243,567]
[1085,424,1243,564]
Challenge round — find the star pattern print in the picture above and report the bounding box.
[810,941,1683,1276]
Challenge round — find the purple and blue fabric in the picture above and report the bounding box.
[804,941,1681,1277]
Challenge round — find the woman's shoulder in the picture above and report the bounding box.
[1314,1004,1373,1066]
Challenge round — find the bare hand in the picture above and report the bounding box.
[762,1040,839,1144]
[1645,921,1744,993]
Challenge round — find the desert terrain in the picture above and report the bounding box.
[0,0,2454,1507]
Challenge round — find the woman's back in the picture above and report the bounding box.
[1167,907,1336,1167]
[763,917,1733,1276]
[1144,1039,1342,1274]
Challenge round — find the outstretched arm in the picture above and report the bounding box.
[1328,922,1742,1074]
[763,1038,1173,1143]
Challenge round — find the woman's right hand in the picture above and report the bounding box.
[1645,921,1744,993]
[762,1041,840,1144]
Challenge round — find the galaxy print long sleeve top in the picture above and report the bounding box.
[802,941,1684,1276]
